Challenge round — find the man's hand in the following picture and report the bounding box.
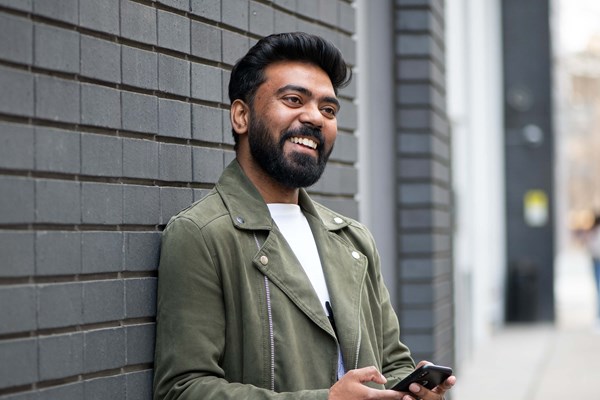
[328,366,403,400]
[399,360,457,400]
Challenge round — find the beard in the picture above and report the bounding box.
[247,113,333,189]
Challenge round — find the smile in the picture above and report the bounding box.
[289,136,318,150]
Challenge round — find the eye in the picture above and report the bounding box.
[283,95,302,106]
[321,106,337,118]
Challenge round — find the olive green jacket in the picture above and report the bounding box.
[153,160,415,399]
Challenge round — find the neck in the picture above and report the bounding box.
[236,154,300,204]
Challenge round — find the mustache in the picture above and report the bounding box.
[280,125,324,147]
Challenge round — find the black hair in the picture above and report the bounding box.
[228,32,352,147]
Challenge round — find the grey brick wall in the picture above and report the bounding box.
[0,0,356,398]
[394,0,455,367]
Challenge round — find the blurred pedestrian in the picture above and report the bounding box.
[585,214,600,328]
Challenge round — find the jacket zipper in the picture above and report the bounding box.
[254,233,275,391]
[354,286,363,370]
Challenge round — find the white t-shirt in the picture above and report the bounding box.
[267,203,345,378]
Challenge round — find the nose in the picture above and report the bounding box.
[299,102,324,128]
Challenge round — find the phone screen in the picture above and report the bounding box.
[390,364,453,392]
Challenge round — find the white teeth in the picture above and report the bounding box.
[290,137,317,149]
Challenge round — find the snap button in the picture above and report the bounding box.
[351,251,360,260]
[333,217,343,224]
[260,255,269,265]
[235,216,245,224]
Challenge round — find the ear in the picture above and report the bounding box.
[230,99,250,136]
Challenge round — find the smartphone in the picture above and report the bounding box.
[391,364,453,392]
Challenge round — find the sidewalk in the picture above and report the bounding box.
[453,247,600,400]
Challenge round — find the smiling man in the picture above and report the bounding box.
[152,32,455,400]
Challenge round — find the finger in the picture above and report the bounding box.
[348,366,388,385]
[415,360,433,368]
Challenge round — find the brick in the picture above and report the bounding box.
[84,327,126,373]
[297,0,318,19]
[123,232,161,271]
[317,0,337,25]
[35,179,80,223]
[190,0,220,21]
[191,21,221,62]
[0,231,34,277]
[192,147,223,183]
[222,109,234,145]
[120,0,157,45]
[0,338,38,388]
[274,9,298,34]
[122,92,158,134]
[193,188,210,201]
[125,278,157,318]
[158,54,190,97]
[158,98,191,139]
[400,209,450,229]
[192,104,222,142]
[84,375,126,400]
[223,149,235,167]
[83,280,125,324]
[0,66,34,117]
[81,182,123,224]
[330,132,357,164]
[158,10,190,53]
[35,74,80,123]
[37,283,83,329]
[249,1,274,36]
[81,134,123,176]
[125,370,153,400]
[338,2,355,33]
[82,231,123,273]
[222,30,249,66]
[35,127,80,173]
[337,98,357,131]
[123,185,160,225]
[126,323,155,364]
[36,231,82,275]
[0,122,34,170]
[400,233,450,254]
[81,84,121,129]
[2,392,37,400]
[222,0,248,30]
[158,143,192,182]
[79,0,119,35]
[81,35,121,83]
[0,285,36,334]
[273,0,295,12]
[122,46,158,90]
[38,332,83,380]
[123,138,159,179]
[338,33,356,66]
[191,63,222,102]
[0,176,34,224]
[34,23,79,73]
[156,0,189,10]
[38,382,83,400]
[33,0,79,23]
[160,187,194,223]
[0,13,33,65]
[0,0,31,11]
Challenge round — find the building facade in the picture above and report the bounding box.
[0,0,456,398]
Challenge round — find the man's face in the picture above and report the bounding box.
[246,61,339,188]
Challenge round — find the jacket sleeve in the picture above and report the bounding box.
[366,232,416,387]
[152,216,329,400]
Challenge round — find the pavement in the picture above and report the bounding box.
[452,247,600,400]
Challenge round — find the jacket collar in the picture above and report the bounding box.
[216,159,351,232]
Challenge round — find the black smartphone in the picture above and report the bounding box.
[391,364,453,392]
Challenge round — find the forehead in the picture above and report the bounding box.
[260,61,335,95]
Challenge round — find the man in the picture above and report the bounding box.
[153,32,456,400]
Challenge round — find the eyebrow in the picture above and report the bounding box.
[276,84,341,110]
